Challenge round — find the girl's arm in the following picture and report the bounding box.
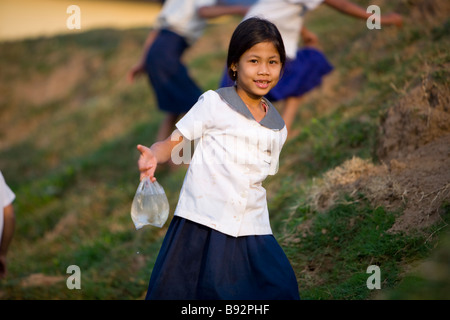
[197,5,249,19]
[128,29,159,83]
[137,129,184,181]
[323,0,403,27]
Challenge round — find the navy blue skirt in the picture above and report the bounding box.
[220,47,333,102]
[145,29,202,114]
[145,216,300,300]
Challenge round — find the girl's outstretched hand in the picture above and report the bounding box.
[137,144,157,182]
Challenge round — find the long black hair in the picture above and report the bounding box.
[226,17,286,81]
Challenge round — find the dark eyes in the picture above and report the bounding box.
[249,59,279,64]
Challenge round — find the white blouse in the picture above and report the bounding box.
[174,87,287,237]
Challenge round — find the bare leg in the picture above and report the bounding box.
[282,96,302,139]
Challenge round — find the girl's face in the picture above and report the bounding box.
[232,41,282,101]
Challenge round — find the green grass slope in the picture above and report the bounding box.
[0,0,449,299]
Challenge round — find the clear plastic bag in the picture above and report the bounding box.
[131,177,169,229]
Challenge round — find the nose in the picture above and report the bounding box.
[257,62,269,75]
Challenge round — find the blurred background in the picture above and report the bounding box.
[0,0,161,41]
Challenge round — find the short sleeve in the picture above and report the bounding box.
[175,90,218,141]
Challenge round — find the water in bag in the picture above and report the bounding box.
[131,177,169,229]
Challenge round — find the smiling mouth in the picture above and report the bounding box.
[254,80,270,89]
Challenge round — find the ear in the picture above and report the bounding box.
[231,63,238,72]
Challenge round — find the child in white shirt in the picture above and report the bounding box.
[128,0,253,142]
[137,17,299,300]
[0,171,16,279]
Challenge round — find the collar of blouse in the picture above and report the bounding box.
[215,86,285,130]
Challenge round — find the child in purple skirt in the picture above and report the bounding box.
[219,0,403,137]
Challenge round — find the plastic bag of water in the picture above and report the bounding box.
[131,177,169,229]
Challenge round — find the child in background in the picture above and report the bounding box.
[219,0,403,137]
[137,17,299,300]
[128,0,253,142]
[0,171,16,280]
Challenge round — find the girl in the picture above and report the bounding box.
[137,17,300,300]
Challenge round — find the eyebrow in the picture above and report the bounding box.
[247,54,280,59]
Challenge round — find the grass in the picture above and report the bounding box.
[1,2,449,299]
[280,196,445,299]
